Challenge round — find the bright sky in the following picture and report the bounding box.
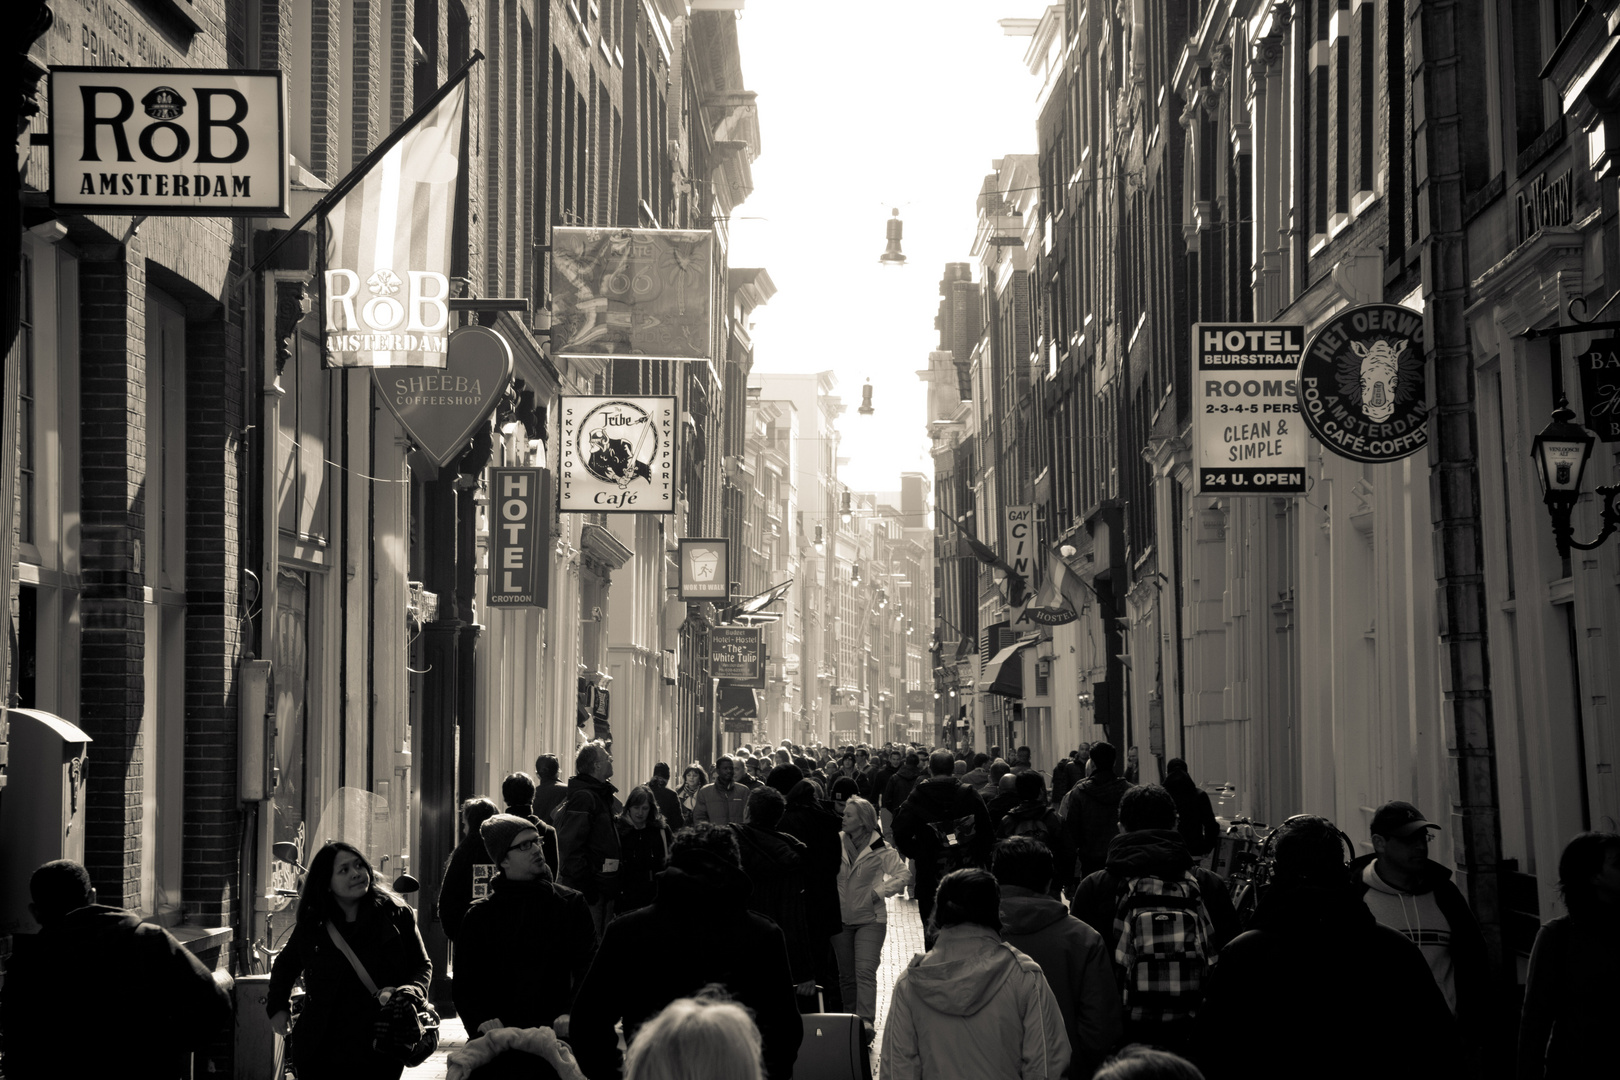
[728,1,1045,494]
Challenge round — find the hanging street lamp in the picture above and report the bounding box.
[1531,395,1620,559]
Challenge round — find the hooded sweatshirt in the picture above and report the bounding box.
[568,848,803,1080]
[1359,858,1455,1012]
[883,762,922,812]
[1000,887,1123,1079]
[880,922,1071,1080]
[1069,828,1240,956]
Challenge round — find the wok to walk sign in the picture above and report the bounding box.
[1193,323,1307,495]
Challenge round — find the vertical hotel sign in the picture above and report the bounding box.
[1193,323,1307,494]
[488,468,550,608]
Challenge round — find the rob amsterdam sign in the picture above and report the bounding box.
[48,68,288,216]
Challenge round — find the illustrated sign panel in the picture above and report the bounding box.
[49,67,288,216]
[550,228,715,360]
[711,626,765,687]
[1576,338,1620,443]
[1299,304,1430,464]
[373,324,512,469]
[678,538,730,602]
[1193,323,1307,494]
[559,396,678,513]
[487,469,549,608]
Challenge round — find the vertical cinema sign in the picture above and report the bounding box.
[488,468,550,608]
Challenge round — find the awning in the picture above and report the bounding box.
[718,684,759,719]
[978,637,1040,698]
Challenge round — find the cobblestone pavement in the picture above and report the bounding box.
[402,894,926,1079]
[873,892,925,1051]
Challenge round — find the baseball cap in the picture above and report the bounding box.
[1370,800,1440,839]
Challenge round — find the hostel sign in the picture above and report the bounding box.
[711,626,765,687]
[1298,304,1430,464]
[48,67,288,216]
[1193,323,1307,495]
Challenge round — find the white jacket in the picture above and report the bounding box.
[836,832,908,926]
[880,924,1071,1080]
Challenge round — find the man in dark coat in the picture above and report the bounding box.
[1070,786,1240,1055]
[881,751,922,816]
[892,749,993,938]
[500,770,560,877]
[774,770,846,1014]
[1069,784,1240,956]
[554,743,623,938]
[532,753,569,823]
[1197,815,1457,1080]
[569,824,803,1080]
[731,786,816,994]
[1348,801,1498,1075]
[454,815,596,1076]
[646,761,685,829]
[996,771,1078,899]
[1064,740,1133,880]
[1,860,233,1079]
[1161,758,1219,858]
[986,772,1022,830]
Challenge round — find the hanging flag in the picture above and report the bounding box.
[1014,548,1086,627]
[320,77,470,368]
[946,514,1028,606]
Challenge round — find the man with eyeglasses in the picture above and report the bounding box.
[1348,801,1496,1075]
[453,814,596,1056]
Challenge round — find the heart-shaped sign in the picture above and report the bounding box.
[373,324,514,468]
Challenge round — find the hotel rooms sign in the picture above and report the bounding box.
[48,67,288,216]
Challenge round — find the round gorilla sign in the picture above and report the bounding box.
[1298,303,1430,464]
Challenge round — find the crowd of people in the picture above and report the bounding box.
[1,736,1616,1080]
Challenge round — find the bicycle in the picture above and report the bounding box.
[1219,815,1272,928]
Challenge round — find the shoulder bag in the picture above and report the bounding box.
[325,920,441,1066]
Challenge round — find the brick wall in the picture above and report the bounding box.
[78,245,148,911]
[183,301,245,925]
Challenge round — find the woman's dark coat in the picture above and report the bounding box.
[266,892,432,1079]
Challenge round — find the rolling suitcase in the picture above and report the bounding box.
[797,988,869,1080]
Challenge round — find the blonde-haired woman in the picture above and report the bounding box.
[623,992,764,1080]
[835,795,908,1039]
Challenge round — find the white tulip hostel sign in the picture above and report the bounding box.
[1193,323,1308,495]
[49,68,288,216]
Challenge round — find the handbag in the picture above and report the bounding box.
[325,921,441,1066]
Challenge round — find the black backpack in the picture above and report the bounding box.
[925,812,981,878]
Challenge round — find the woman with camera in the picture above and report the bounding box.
[266,841,433,1079]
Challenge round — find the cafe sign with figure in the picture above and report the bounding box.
[558,396,678,513]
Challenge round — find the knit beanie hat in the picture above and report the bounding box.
[480,813,535,869]
[831,777,860,800]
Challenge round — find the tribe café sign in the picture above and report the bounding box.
[48,68,288,216]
